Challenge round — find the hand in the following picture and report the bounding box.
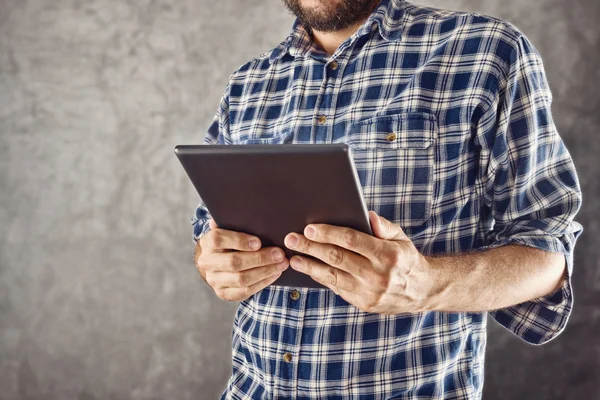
[283,211,442,315]
[195,219,289,302]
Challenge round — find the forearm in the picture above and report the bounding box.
[426,244,567,312]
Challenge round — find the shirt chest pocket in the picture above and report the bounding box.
[337,112,437,228]
[237,129,294,144]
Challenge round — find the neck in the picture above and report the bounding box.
[313,1,380,56]
[311,18,369,56]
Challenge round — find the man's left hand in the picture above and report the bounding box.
[284,211,444,315]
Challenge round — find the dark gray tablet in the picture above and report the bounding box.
[174,144,373,289]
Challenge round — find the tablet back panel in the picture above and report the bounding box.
[175,144,373,289]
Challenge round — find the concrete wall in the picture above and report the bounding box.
[0,0,598,398]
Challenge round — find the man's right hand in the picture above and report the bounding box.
[195,218,289,302]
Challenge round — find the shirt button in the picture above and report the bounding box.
[329,60,339,70]
[290,289,300,300]
[283,352,293,363]
[386,132,397,142]
[317,115,327,124]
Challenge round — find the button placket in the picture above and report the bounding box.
[313,58,339,143]
[313,54,345,143]
[323,54,348,144]
[275,287,309,398]
[325,58,340,84]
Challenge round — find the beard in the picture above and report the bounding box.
[281,0,381,32]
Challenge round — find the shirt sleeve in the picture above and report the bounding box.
[474,32,583,345]
[191,84,231,245]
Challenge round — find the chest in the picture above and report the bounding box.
[227,47,494,232]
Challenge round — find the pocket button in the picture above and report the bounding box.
[386,132,397,142]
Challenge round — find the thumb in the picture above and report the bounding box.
[369,211,408,241]
[208,218,218,230]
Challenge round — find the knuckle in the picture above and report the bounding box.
[209,231,223,248]
[363,269,378,285]
[374,272,390,288]
[208,231,223,249]
[378,247,400,267]
[229,254,243,270]
[372,244,385,260]
[297,238,310,253]
[389,250,402,267]
[238,235,251,250]
[327,247,344,266]
[343,230,360,248]
[325,268,338,287]
[258,249,271,265]
[235,272,248,287]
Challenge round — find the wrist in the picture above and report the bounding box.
[420,255,453,312]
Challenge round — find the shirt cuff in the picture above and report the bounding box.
[192,218,212,245]
[484,234,575,345]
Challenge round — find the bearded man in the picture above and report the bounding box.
[191,0,583,398]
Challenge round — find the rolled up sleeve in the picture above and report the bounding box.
[475,32,583,345]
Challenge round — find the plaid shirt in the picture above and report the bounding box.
[191,0,583,398]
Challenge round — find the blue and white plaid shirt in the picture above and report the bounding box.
[192,0,583,398]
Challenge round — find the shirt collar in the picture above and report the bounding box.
[269,0,405,63]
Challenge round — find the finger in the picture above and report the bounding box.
[201,228,262,252]
[284,233,365,278]
[219,271,283,301]
[296,223,384,262]
[289,255,357,294]
[369,211,409,241]
[212,246,286,272]
[211,259,289,288]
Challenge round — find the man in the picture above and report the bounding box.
[192,0,583,398]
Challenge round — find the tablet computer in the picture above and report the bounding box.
[174,143,373,289]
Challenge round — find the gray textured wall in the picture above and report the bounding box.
[0,0,598,399]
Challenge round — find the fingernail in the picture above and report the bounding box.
[291,257,303,270]
[286,235,299,249]
[305,226,315,239]
[249,239,260,250]
[272,248,284,261]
